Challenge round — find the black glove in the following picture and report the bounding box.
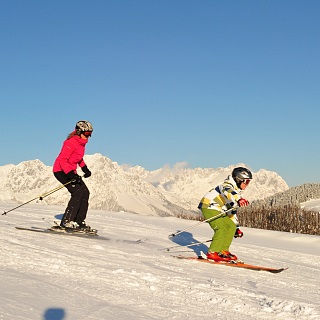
[234,228,243,238]
[66,171,82,184]
[81,165,91,178]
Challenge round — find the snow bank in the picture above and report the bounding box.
[0,202,319,320]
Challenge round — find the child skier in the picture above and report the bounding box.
[198,167,252,262]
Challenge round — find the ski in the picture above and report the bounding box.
[174,256,288,273]
[15,226,110,241]
[15,226,146,244]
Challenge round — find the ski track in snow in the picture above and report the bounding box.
[0,202,319,320]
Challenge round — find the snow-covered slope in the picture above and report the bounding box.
[1,154,289,216]
[0,202,319,320]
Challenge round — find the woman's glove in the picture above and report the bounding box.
[66,171,82,183]
[81,165,92,178]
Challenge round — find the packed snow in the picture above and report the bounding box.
[0,201,319,320]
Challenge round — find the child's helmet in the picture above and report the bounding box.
[232,167,252,186]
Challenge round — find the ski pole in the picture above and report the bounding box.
[161,239,212,252]
[169,207,235,238]
[2,179,75,215]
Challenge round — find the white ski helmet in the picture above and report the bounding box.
[75,120,93,134]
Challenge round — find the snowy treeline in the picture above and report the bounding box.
[239,205,320,236]
[237,184,320,236]
[251,183,320,207]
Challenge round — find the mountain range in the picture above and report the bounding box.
[0,153,289,216]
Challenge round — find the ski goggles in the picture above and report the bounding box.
[83,131,92,137]
[242,179,251,185]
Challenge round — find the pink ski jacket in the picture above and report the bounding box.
[53,134,88,174]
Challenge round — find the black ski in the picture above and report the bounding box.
[15,226,110,240]
[15,226,146,244]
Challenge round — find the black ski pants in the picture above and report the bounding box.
[54,171,90,225]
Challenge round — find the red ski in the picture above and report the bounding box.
[175,256,288,273]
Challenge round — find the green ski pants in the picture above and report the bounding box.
[201,208,237,253]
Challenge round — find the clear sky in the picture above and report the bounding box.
[1,0,319,187]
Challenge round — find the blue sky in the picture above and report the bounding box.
[0,0,319,187]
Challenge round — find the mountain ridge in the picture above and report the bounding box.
[0,153,289,216]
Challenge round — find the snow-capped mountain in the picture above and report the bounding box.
[0,153,289,216]
[130,163,289,211]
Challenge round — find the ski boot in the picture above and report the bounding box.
[221,251,238,260]
[221,251,244,264]
[50,221,80,233]
[77,221,98,235]
[49,221,74,232]
[206,251,233,262]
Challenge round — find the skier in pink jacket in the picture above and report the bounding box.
[53,120,93,232]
